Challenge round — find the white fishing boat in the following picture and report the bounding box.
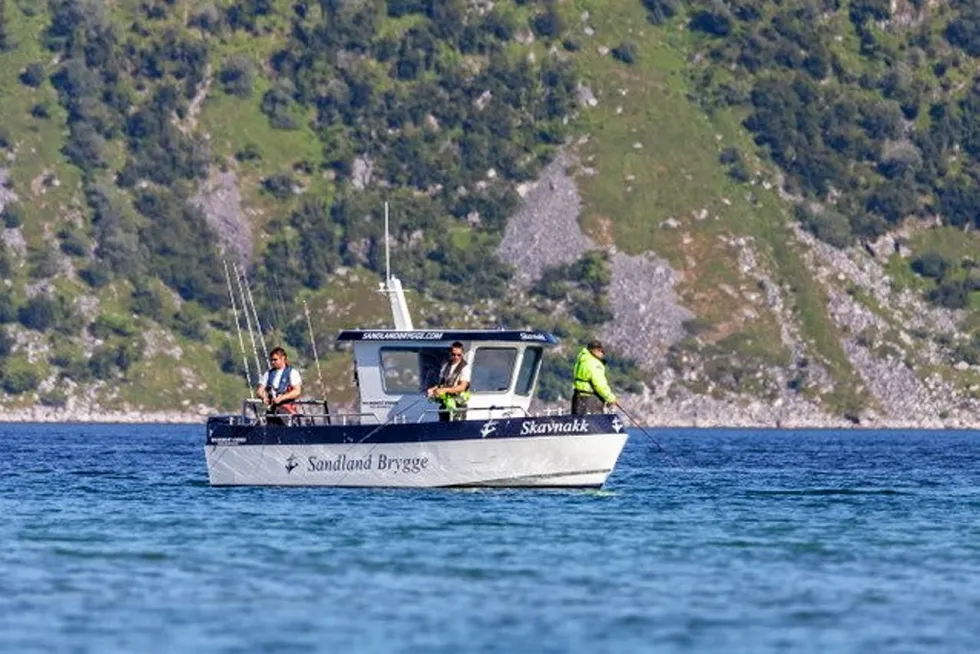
[204,208,629,488]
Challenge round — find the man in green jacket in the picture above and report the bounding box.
[571,339,620,415]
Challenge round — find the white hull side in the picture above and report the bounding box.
[205,433,628,488]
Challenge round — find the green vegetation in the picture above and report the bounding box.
[3,0,980,416]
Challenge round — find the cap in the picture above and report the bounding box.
[587,339,604,351]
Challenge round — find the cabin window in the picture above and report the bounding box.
[380,347,443,394]
[470,347,517,393]
[515,347,542,396]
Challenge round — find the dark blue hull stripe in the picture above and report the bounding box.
[207,414,623,447]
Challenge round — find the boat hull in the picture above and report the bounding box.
[205,414,628,488]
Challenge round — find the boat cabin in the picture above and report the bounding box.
[338,329,558,423]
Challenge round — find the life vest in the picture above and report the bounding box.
[436,359,471,407]
[572,348,616,404]
[265,365,297,414]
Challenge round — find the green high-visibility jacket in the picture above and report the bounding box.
[572,348,616,404]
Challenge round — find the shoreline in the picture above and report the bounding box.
[1,409,978,430]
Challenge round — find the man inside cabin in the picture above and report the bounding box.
[257,346,303,424]
[571,339,620,415]
[427,341,471,422]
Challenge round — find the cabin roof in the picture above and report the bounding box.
[336,329,559,344]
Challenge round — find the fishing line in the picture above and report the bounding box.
[332,394,431,484]
[617,404,681,468]
[303,300,325,399]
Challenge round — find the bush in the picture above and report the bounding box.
[219,55,255,97]
[18,295,57,331]
[235,143,262,162]
[953,336,980,366]
[28,245,59,280]
[0,291,15,323]
[31,103,51,119]
[2,204,23,228]
[928,279,969,309]
[262,173,295,199]
[89,312,135,339]
[690,7,732,37]
[217,340,240,374]
[795,205,854,249]
[531,9,563,39]
[39,390,68,408]
[1,359,41,395]
[58,226,89,257]
[611,41,637,65]
[20,62,45,87]
[189,3,222,32]
[642,0,678,25]
[79,262,112,288]
[88,346,118,380]
[911,252,950,280]
[131,283,168,322]
[0,327,12,356]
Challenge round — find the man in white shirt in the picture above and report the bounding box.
[257,346,303,423]
[426,341,471,421]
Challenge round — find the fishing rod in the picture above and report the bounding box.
[241,268,269,359]
[223,260,254,394]
[303,300,325,398]
[233,262,263,379]
[616,403,681,468]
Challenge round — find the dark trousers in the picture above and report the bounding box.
[438,407,467,422]
[571,391,605,415]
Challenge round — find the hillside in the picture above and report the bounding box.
[3,0,980,426]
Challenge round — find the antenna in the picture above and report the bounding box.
[378,201,414,330]
[385,201,391,285]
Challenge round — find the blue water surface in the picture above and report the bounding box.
[1,424,979,653]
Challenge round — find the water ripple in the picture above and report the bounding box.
[2,425,980,653]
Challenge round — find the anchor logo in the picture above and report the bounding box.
[611,416,623,433]
[285,454,299,474]
[480,419,498,439]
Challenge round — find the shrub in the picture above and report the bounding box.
[928,279,969,309]
[235,143,262,162]
[0,291,15,323]
[89,313,135,339]
[18,295,57,331]
[795,205,854,249]
[690,7,733,37]
[262,173,295,199]
[39,390,68,408]
[219,55,255,98]
[31,103,51,119]
[58,226,89,257]
[0,327,12,356]
[642,0,678,25]
[719,147,741,165]
[79,262,112,288]
[953,336,980,365]
[1,359,41,395]
[531,9,563,39]
[20,62,45,87]
[611,41,637,65]
[911,252,950,280]
[189,3,222,32]
[2,204,22,227]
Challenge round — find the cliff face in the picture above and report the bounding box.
[3,0,980,426]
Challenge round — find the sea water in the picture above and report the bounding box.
[1,424,979,653]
